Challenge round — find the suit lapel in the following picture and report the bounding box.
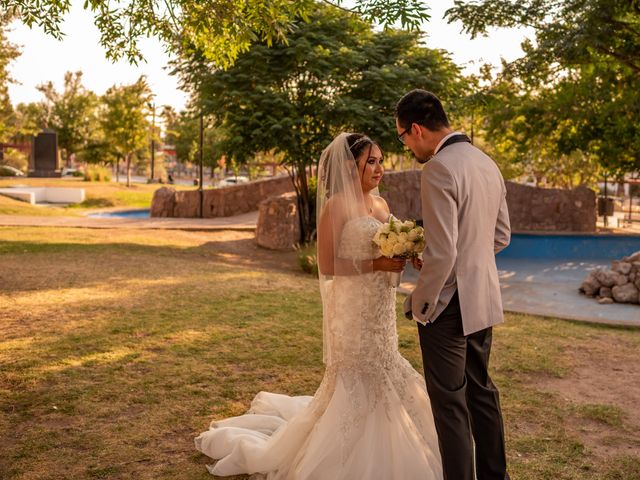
[438,134,471,153]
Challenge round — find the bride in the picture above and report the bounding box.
[195,133,443,479]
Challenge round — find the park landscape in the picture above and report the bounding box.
[1,0,640,479]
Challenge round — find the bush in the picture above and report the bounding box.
[0,165,25,176]
[83,165,112,182]
[144,162,168,183]
[2,148,28,172]
[296,242,318,276]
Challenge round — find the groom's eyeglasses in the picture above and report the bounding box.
[397,126,411,144]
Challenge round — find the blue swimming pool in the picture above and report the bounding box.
[498,233,640,260]
[88,209,150,218]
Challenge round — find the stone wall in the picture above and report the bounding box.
[150,175,294,218]
[151,169,597,234]
[380,170,597,233]
[378,170,422,221]
[506,182,596,232]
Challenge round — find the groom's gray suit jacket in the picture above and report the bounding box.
[404,139,511,335]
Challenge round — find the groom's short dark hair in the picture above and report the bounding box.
[395,90,450,132]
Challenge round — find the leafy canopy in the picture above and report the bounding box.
[1,0,430,67]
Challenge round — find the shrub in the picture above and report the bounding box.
[83,165,112,182]
[296,242,318,276]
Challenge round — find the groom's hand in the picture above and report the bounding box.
[373,256,406,272]
[411,256,423,271]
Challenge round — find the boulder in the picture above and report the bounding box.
[256,192,300,251]
[612,261,632,276]
[150,186,176,217]
[598,286,613,299]
[595,269,625,288]
[612,283,639,304]
[579,271,601,296]
[623,251,640,263]
[598,297,614,305]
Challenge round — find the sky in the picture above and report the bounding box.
[6,1,534,113]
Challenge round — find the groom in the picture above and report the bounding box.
[397,90,511,480]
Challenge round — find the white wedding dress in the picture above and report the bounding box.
[195,216,443,479]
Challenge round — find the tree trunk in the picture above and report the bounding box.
[116,159,120,184]
[296,161,313,244]
[126,154,131,188]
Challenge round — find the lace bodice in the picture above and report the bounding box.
[337,216,382,261]
[327,214,398,368]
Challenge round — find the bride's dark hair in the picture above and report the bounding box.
[346,133,376,161]
[346,133,383,180]
[319,132,381,200]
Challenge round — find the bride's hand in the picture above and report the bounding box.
[373,256,406,272]
[411,256,423,271]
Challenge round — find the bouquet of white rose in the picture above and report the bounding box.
[372,215,425,259]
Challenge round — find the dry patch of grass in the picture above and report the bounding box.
[1,227,639,479]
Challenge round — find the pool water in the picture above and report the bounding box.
[88,209,150,219]
[498,233,640,261]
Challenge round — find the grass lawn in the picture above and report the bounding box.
[0,178,195,216]
[1,227,639,480]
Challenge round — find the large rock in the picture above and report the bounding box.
[579,271,601,296]
[599,286,613,299]
[623,251,640,263]
[595,269,627,287]
[150,186,176,217]
[612,283,639,304]
[256,192,300,251]
[612,261,632,276]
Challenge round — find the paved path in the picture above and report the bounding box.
[0,211,259,231]
[399,257,639,328]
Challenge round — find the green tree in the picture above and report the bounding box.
[447,0,640,180]
[0,17,20,143]
[166,110,223,179]
[12,101,45,139]
[175,4,466,241]
[0,0,429,67]
[37,71,100,165]
[100,77,152,187]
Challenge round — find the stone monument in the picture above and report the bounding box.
[29,129,61,178]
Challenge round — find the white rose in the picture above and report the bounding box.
[380,244,394,258]
[407,229,418,241]
[393,243,406,256]
[374,232,387,246]
[398,232,408,242]
[387,232,399,243]
[393,222,402,234]
[404,241,414,253]
[415,240,425,252]
[381,223,391,234]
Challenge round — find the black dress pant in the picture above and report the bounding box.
[417,291,508,480]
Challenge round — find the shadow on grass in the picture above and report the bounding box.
[66,198,116,209]
[0,236,300,292]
